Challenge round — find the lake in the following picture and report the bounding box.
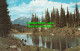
[14,34,80,51]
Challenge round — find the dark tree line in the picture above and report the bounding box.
[0,0,11,37]
[31,13,39,34]
[31,3,80,28]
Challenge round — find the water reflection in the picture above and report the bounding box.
[14,34,80,51]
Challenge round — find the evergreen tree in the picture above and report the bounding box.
[73,12,76,27]
[42,13,45,22]
[55,9,59,27]
[60,5,66,27]
[0,0,12,37]
[51,7,55,22]
[36,16,39,26]
[30,13,35,32]
[75,3,79,27]
[31,14,35,22]
[69,13,73,27]
[34,13,37,22]
[31,13,38,34]
[41,13,45,32]
[63,8,66,26]
[66,7,69,27]
[45,8,50,23]
[33,13,39,22]
[36,16,38,22]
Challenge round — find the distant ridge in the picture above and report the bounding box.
[12,17,31,26]
[12,17,42,26]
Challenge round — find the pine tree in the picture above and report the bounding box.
[36,16,38,22]
[36,16,38,26]
[31,14,35,22]
[66,7,69,27]
[33,13,39,34]
[45,8,50,23]
[34,13,37,22]
[41,13,45,32]
[31,13,34,28]
[60,5,66,27]
[73,12,76,27]
[63,8,66,26]
[55,9,59,27]
[69,13,73,27]
[75,3,79,27]
[42,13,45,22]
[51,7,55,22]
[0,0,12,37]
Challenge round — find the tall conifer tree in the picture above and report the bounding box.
[51,7,55,22]
[66,7,69,27]
[45,8,50,23]
[42,13,45,22]
[0,0,11,37]
[73,12,76,27]
[69,13,73,27]
[75,3,79,27]
[55,9,59,27]
[60,5,66,27]
[31,14,34,22]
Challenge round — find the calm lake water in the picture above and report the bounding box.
[14,34,80,51]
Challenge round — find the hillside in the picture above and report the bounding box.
[12,17,42,26]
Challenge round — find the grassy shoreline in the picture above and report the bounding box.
[11,26,80,36]
[5,34,80,51]
[0,35,59,51]
[12,33,32,35]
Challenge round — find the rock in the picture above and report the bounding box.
[7,46,22,51]
[53,49,55,50]
[70,47,72,48]
[78,28,80,31]
[9,45,17,49]
[52,34,54,36]
[17,48,21,51]
[41,48,43,50]
[50,33,54,36]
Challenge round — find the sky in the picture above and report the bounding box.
[7,0,80,21]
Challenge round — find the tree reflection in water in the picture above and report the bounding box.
[14,35,80,51]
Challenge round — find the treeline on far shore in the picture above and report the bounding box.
[28,3,80,35]
[11,3,80,35]
[31,3,80,28]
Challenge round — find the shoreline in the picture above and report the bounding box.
[11,32,80,37]
[12,33,32,35]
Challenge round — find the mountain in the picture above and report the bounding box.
[12,17,31,26]
[12,17,42,26]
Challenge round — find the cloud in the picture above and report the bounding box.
[8,0,80,21]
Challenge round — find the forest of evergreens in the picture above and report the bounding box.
[31,3,80,28]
